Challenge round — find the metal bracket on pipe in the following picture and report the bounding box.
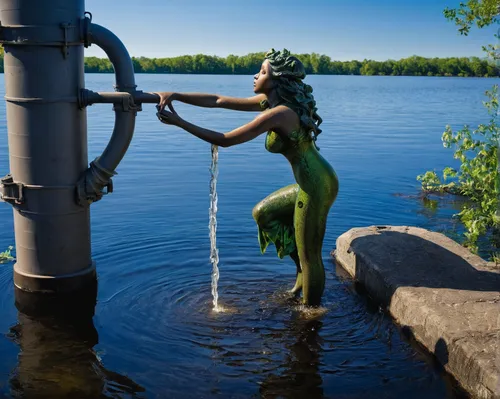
[82,12,92,48]
[0,174,24,205]
[114,94,141,113]
[60,23,71,58]
[0,23,79,59]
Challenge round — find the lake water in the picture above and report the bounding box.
[0,74,497,398]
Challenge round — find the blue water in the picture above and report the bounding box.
[0,74,497,398]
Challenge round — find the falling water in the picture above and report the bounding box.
[209,145,220,312]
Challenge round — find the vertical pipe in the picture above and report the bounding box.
[0,0,95,292]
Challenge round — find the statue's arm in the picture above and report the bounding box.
[158,92,267,112]
[214,94,267,112]
[170,106,285,147]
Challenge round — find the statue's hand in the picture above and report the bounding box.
[157,108,181,126]
[155,91,177,113]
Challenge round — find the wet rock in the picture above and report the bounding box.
[333,225,500,399]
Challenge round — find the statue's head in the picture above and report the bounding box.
[253,49,305,94]
[265,48,306,80]
[254,49,323,143]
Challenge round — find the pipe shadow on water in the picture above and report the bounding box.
[6,285,145,399]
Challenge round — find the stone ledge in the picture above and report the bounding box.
[332,225,500,399]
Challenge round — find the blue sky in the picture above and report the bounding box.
[84,0,498,61]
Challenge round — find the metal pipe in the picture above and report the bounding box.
[135,91,161,104]
[98,109,135,174]
[81,89,160,106]
[0,2,157,296]
[88,23,136,92]
[76,23,139,205]
[0,0,95,293]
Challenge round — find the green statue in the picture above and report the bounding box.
[156,49,338,306]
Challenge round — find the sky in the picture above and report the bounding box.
[84,0,498,61]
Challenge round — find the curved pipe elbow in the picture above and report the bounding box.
[97,109,136,174]
[77,24,137,206]
[89,23,136,92]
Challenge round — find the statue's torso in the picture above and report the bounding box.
[265,129,338,196]
[264,129,311,154]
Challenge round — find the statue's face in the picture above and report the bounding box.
[253,60,275,94]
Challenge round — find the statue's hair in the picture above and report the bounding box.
[264,48,323,143]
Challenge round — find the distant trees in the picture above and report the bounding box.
[78,53,499,77]
[356,55,498,77]
[84,56,112,73]
[0,50,496,77]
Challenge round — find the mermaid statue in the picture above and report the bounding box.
[156,49,339,306]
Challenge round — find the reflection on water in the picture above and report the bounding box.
[6,286,145,398]
[258,317,324,399]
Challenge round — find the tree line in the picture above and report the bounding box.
[82,53,498,77]
[0,50,496,77]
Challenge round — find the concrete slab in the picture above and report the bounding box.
[333,225,500,399]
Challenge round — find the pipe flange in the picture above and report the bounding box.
[76,158,115,206]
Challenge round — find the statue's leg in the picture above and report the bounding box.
[252,184,302,294]
[289,249,302,296]
[294,187,336,307]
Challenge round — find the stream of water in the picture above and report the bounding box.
[209,144,220,312]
